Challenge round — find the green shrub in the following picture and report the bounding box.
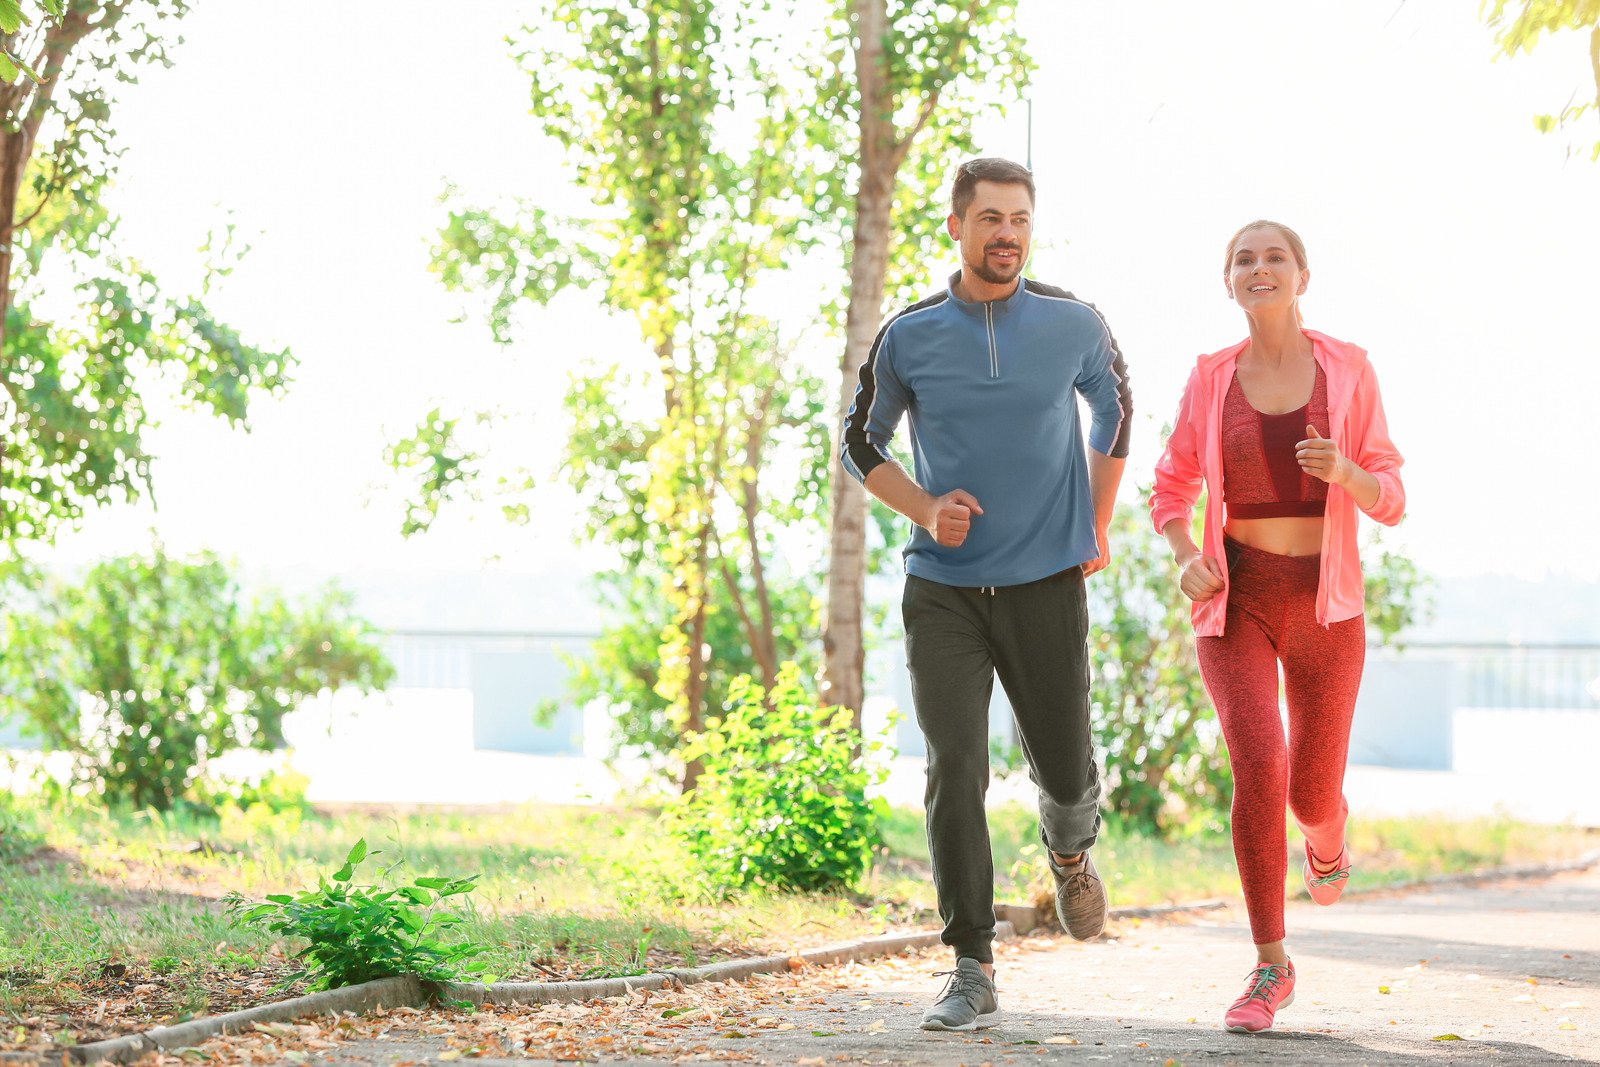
[189,767,316,837]
[0,792,42,861]
[0,548,392,811]
[1089,501,1230,836]
[667,663,887,894]
[1088,495,1431,837]
[225,839,490,991]
[189,767,313,816]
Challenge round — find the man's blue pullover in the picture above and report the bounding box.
[840,273,1133,588]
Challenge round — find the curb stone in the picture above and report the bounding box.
[996,897,1230,934]
[47,924,1020,1064]
[439,922,1016,1007]
[47,976,424,1066]
[33,848,1600,1065]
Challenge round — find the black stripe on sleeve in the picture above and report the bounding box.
[839,291,947,483]
[1026,279,1134,459]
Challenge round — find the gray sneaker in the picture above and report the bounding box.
[919,957,1000,1031]
[1047,848,1108,941]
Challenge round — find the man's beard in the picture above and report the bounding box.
[965,244,1024,285]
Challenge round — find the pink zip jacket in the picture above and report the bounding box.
[1149,330,1405,637]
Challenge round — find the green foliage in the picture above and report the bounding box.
[0,791,42,861]
[432,191,605,344]
[3,1,288,548]
[0,1,60,83]
[1484,0,1600,160]
[1088,501,1231,837]
[188,767,314,818]
[225,838,491,992]
[413,0,1034,776]
[3,226,293,546]
[186,767,316,839]
[0,547,393,811]
[566,570,824,775]
[1364,526,1435,648]
[417,0,848,783]
[383,407,484,537]
[667,663,887,893]
[1085,495,1434,838]
[806,0,1035,315]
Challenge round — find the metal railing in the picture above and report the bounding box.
[382,629,599,691]
[372,630,1600,713]
[1380,642,1600,710]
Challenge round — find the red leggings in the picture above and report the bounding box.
[1196,540,1366,945]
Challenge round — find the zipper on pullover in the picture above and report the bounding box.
[984,303,1000,378]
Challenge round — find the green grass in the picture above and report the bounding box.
[1,793,1594,1028]
[883,802,1599,909]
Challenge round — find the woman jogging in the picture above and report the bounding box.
[1149,220,1406,1034]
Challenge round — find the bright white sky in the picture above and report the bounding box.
[39,0,1600,591]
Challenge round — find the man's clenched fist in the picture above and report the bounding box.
[924,489,983,547]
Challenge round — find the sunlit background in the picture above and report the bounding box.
[17,0,1600,814]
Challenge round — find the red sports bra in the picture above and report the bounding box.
[1222,363,1329,519]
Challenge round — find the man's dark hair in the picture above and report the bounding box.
[951,157,1036,219]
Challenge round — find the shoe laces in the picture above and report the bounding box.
[932,967,989,1002]
[1055,856,1097,891]
[1238,963,1290,1004]
[1309,865,1349,888]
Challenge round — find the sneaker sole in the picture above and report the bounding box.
[1224,991,1295,1034]
[921,1009,1001,1032]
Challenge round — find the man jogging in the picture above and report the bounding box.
[838,157,1132,1032]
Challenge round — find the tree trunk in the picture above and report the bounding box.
[0,3,102,357]
[822,0,896,731]
[679,537,712,794]
[741,396,779,691]
[0,127,24,358]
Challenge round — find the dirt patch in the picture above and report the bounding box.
[0,958,309,1058]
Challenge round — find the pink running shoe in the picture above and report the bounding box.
[1223,960,1296,1034]
[1303,842,1351,906]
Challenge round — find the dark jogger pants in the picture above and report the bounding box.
[902,566,1102,964]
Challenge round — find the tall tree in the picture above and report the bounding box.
[816,0,1031,724]
[1,0,288,547]
[413,0,836,789]
[408,1,1030,779]
[1485,0,1600,160]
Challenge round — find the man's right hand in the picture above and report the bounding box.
[924,489,983,548]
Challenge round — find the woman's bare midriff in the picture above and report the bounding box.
[1224,515,1324,557]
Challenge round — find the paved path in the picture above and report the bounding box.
[250,865,1598,1066]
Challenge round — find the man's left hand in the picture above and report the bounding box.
[1082,526,1112,577]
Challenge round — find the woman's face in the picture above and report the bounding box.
[1226,227,1308,314]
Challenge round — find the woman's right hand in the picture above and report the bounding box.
[1177,554,1227,602]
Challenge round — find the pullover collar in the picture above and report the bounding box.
[946,270,1027,319]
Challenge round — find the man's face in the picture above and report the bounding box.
[947,180,1033,287]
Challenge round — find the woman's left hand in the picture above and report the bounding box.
[1296,424,1347,485]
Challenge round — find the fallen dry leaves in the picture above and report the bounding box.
[106,941,1007,1065]
[0,959,307,1058]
